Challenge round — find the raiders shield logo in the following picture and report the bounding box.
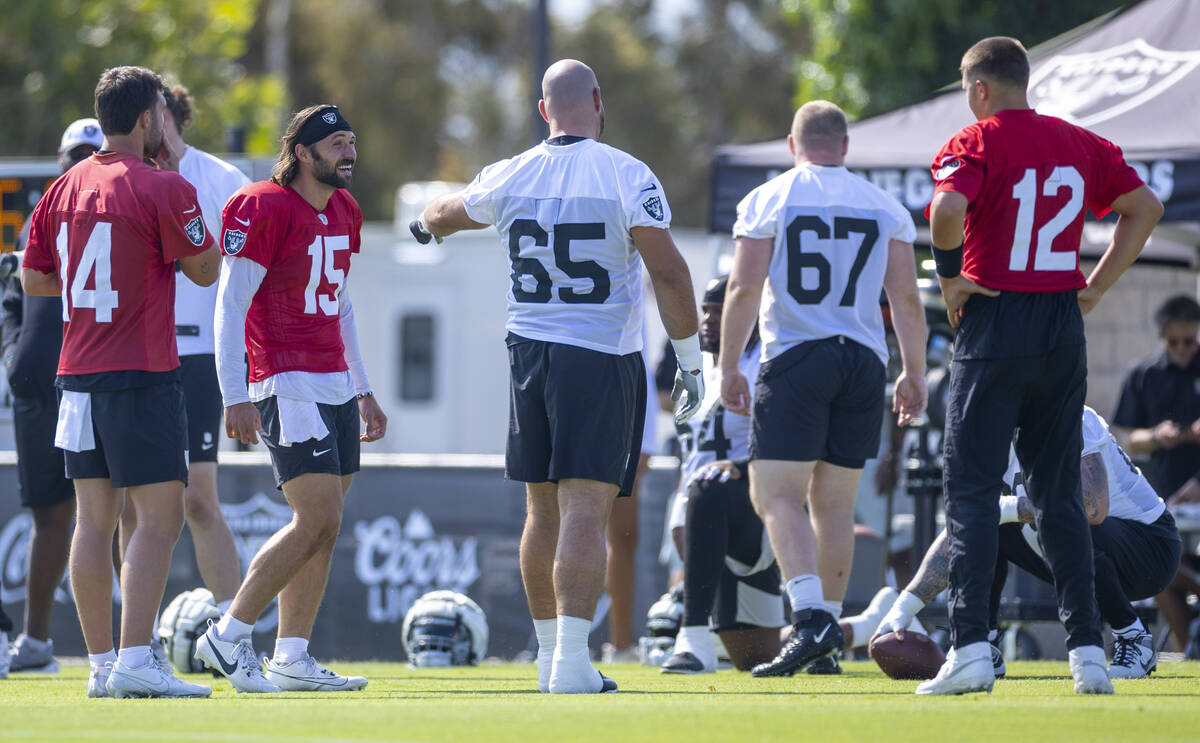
[184,216,206,246]
[1029,39,1200,127]
[223,228,248,255]
[322,111,338,124]
[642,196,664,221]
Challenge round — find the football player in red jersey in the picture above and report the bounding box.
[920,37,1163,696]
[21,66,220,698]
[196,105,387,693]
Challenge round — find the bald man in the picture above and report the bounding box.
[719,100,928,677]
[415,59,703,694]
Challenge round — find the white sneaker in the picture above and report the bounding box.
[1108,632,1155,680]
[265,654,367,691]
[87,662,112,698]
[105,659,212,698]
[193,623,280,694]
[0,632,9,679]
[9,634,58,674]
[915,644,995,696]
[1070,645,1114,694]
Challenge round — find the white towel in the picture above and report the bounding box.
[275,397,329,446]
[55,390,96,452]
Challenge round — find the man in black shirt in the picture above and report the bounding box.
[0,118,103,674]
[1112,293,1200,653]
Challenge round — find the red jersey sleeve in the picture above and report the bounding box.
[21,192,58,275]
[928,127,986,214]
[155,174,212,263]
[221,189,279,268]
[1084,134,1145,218]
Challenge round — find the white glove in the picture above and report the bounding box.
[875,590,925,640]
[672,367,704,424]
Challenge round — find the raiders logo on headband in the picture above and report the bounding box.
[184,216,206,246]
[322,111,337,124]
[223,228,248,255]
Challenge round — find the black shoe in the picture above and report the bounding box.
[990,642,1006,679]
[661,651,713,674]
[806,654,842,675]
[751,609,844,678]
[599,672,618,692]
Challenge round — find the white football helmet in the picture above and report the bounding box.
[158,587,221,674]
[401,590,488,667]
[638,585,684,666]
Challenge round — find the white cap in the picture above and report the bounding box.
[59,118,104,153]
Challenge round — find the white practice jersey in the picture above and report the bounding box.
[461,138,671,355]
[1005,406,1166,558]
[733,164,916,365]
[668,343,761,531]
[175,146,251,356]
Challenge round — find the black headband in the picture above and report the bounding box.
[297,106,352,147]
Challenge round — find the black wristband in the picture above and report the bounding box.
[933,244,963,278]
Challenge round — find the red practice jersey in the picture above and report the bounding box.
[220,181,362,382]
[22,152,212,375]
[930,109,1144,292]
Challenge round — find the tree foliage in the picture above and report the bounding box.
[0,0,283,158]
[783,0,1129,117]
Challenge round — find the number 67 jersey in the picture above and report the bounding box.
[219,181,362,381]
[733,164,915,366]
[22,152,212,375]
[460,138,670,355]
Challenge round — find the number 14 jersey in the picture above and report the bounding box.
[22,152,212,375]
[733,164,915,365]
[219,181,362,382]
[460,138,671,356]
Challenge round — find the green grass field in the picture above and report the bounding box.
[2,660,1198,743]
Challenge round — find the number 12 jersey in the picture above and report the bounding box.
[460,138,671,356]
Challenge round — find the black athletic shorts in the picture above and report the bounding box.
[704,477,786,631]
[505,333,645,497]
[255,396,361,488]
[750,336,885,468]
[180,354,222,464]
[64,381,190,488]
[11,395,73,508]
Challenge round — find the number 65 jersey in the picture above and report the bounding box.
[733,164,915,366]
[460,138,671,356]
[22,152,212,375]
[219,181,362,382]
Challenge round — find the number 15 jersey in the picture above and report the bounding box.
[460,138,671,355]
[219,181,362,382]
[733,164,915,365]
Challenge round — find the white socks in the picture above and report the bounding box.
[533,618,556,693]
[1112,618,1145,638]
[823,601,843,620]
[274,637,309,664]
[785,575,824,616]
[675,626,717,671]
[117,645,153,669]
[89,649,117,669]
[548,615,601,693]
[216,613,254,641]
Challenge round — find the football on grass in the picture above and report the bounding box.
[869,631,945,680]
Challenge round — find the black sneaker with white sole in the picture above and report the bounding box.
[660,651,713,674]
[751,609,844,678]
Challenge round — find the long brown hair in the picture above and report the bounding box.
[270,104,334,187]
